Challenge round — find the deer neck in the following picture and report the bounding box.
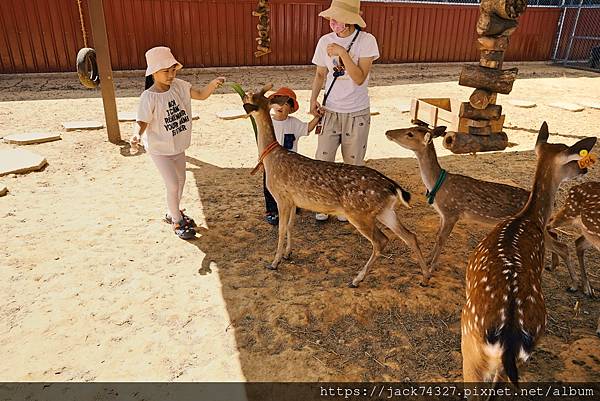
[253,109,278,154]
[415,142,443,192]
[520,162,559,226]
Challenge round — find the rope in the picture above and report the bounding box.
[76,0,88,48]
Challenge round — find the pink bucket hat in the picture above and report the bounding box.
[144,46,183,76]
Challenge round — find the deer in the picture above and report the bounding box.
[548,181,600,297]
[241,84,429,287]
[385,125,571,277]
[460,122,596,384]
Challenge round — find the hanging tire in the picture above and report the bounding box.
[76,47,100,89]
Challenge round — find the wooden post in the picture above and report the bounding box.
[88,0,121,143]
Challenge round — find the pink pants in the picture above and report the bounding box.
[150,152,186,223]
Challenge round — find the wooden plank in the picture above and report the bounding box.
[88,0,121,143]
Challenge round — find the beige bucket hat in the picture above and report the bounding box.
[144,46,182,76]
[319,0,366,28]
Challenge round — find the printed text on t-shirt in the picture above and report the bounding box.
[164,99,190,136]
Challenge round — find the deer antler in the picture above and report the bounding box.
[259,83,274,96]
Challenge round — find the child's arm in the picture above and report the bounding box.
[307,115,321,134]
[191,76,226,100]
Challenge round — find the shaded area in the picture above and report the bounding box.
[183,149,600,382]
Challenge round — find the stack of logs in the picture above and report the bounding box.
[253,0,271,57]
[443,0,527,154]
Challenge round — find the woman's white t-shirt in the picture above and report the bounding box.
[311,31,380,113]
[271,116,308,153]
[137,78,193,155]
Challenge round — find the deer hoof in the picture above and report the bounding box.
[265,262,278,271]
[348,281,359,288]
[283,252,292,260]
[583,286,596,298]
[566,286,578,293]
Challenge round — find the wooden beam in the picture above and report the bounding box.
[459,65,518,94]
[88,0,121,144]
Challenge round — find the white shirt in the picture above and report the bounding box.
[312,31,380,113]
[137,78,193,155]
[271,116,308,153]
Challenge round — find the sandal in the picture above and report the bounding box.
[173,218,196,240]
[265,212,279,225]
[164,209,197,227]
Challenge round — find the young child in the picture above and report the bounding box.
[130,46,225,239]
[263,87,320,225]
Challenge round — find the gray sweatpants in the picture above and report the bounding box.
[315,107,370,166]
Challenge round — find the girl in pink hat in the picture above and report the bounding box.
[131,46,225,240]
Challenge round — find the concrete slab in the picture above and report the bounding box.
[0,185,7,197]
[397,102,412,113]
[577,99,600,110]
[370,108,380,116]
[216,109,247,120]
[548,102,584,112]
[118,112,137,122]
[0,149,47,176]
[62,121,104,131]
[3,132,61,145]
[509,99,537,108]
[192,111,200,120]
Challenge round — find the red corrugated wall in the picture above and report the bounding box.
[0,0,563,74]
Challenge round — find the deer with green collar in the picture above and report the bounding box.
[242,84,429,287]
[385,125,572,281]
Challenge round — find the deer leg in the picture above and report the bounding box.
[377,207,430,283]
[545,231,576,290]
[284,205,297,260]
[575,235,595,297]
[268,201,293,270]
[428,214,458,272]
[347,218,388,288]
[596,316,600,337]
[461,330,485,383]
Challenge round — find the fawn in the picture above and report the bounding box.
[241,84,429,287]
[548,181,600,297]
[385,125,570,275]
[460,122,596,383]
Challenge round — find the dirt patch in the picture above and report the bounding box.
[0,63,599,382]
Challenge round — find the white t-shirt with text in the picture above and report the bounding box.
[137,78,193,155]
[312,31,379,113]
[271,115,308,153]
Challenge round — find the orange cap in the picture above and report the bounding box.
[268,87,299,113]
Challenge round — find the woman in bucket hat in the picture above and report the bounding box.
[130,46,226,239]
[309,0,380,222]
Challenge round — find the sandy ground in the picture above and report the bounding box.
[0,63,599,382]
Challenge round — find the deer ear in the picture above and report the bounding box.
[259,83,274,96]
[243,103,259,114]
[423,132,432,145]
[536,121,549,146]
[560,137,598,163]
[431,126,447,138]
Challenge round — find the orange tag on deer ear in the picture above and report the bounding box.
[578,150,597,169]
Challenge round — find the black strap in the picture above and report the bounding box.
[322,26,361,107]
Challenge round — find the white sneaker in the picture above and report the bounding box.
[337,215,348,222]
[315,213,329,221]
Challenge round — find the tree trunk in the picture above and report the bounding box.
[478,36,510,51]
[443,131,508,154]
[460,65,518,94]
[480,50,505,69]
[477,12,518,37]
[469,89,494,110]
[480,0,527,20]
[459,102,503,120]
[469,125,493,136]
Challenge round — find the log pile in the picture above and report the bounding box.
[445,0,527,154]
[253,0,271,57]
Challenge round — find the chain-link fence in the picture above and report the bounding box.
[552,0,600,71]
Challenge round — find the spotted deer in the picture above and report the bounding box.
[461,122,596,384]
[548,181,600,297]
[241,84,429,287]
[385,125,571,274]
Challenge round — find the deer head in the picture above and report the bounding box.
[242,83,274,115]
[385,125,447,152]
[533,122,596,186]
